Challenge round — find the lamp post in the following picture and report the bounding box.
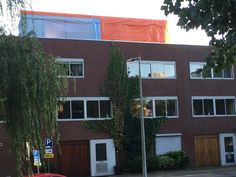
[127,56,147,177]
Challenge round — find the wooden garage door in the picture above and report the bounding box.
[58,140,90,177]
[194,135,220,167]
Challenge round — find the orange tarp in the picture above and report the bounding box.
[21,10,168,43]
[100,16,167,43]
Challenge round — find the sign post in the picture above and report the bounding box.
[33,149,41,174]
[44,138,54,173]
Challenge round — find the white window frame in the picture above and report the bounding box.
[56,58,85,78]
[155,133,182,155]
[192,96,236,117]
[57,97,112,121]
[127,60,176,79]
[134,96,179,118]
[189,62,234,80]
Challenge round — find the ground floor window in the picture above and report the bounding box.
[155,133,182,155]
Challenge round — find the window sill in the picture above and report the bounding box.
[193,115,236,118]
[190,77,234,80]
[57,118,112,121]
[58,76,84,78]
[144,116,179,119]
[131,77,177,80]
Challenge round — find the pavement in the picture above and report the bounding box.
[113,166,236,177]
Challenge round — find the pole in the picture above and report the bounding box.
[138,56,147,177]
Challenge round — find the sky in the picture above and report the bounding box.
[6,0,211,45]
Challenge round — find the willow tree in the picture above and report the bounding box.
[0,34,66,176]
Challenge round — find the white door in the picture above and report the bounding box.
[90,139,116,176]
[219,133,236,165]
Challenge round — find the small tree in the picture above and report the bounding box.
[83,45,165,172]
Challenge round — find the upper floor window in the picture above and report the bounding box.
[58,97,111,120]
[131,97,178,118]
[127,61,176,79]
[56,58,84,78]
[192,96,236,117]
[190,62,234,79]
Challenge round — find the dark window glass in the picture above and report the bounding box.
[213,68,223,78]
[155,100,166,117]
[216,99,225,115]
[224,137,234,152]
[167,100,177,116]
[96,143,107,161]
[70,63,83,76]
[203,99,214,115]
[87,101,99,118]
[204,69,212,78]
[72,101,84,119]
[224,68,232,78]
[193,100,203,115]
[100,100,111,118]
[144,99,153,117]
[58,101,70,119]
[226,154,235,163]
[226,99,235,115]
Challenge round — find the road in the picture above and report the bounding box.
[113,166,236,177]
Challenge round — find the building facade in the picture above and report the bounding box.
[1,38,236,177]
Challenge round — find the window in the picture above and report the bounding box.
[58,97,111,120]
[20,15,101,40]
[192,96,236,117]
[156,133,182,155]
[131,97,178,118]
[96,143,107,161]
[87,100,111,119]
[56,58,84,78]
[127,61,176,79]
[190,62,234,79]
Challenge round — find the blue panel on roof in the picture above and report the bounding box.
[19,14,101,40]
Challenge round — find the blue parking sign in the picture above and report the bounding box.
[45,138,53,154]
[33,150,41,166]
[33,150,40,160]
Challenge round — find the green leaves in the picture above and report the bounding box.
[0,34,66,176]
[162,0,236,68]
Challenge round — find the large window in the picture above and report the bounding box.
[58,97,111,120]
[190,62,234,79]
[131,97,178,118]
[156,133,182,155]
[127,61,176,79]
[56,58,84,78]
[192,96,236,117]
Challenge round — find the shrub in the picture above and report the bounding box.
[123,155,159,173]
[158,155,175,170]
[123,151,189,172]
[147,155,159,171]
[123,156,142,173]
[163,151,189,169]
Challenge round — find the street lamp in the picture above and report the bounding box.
[127,56,147,177]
